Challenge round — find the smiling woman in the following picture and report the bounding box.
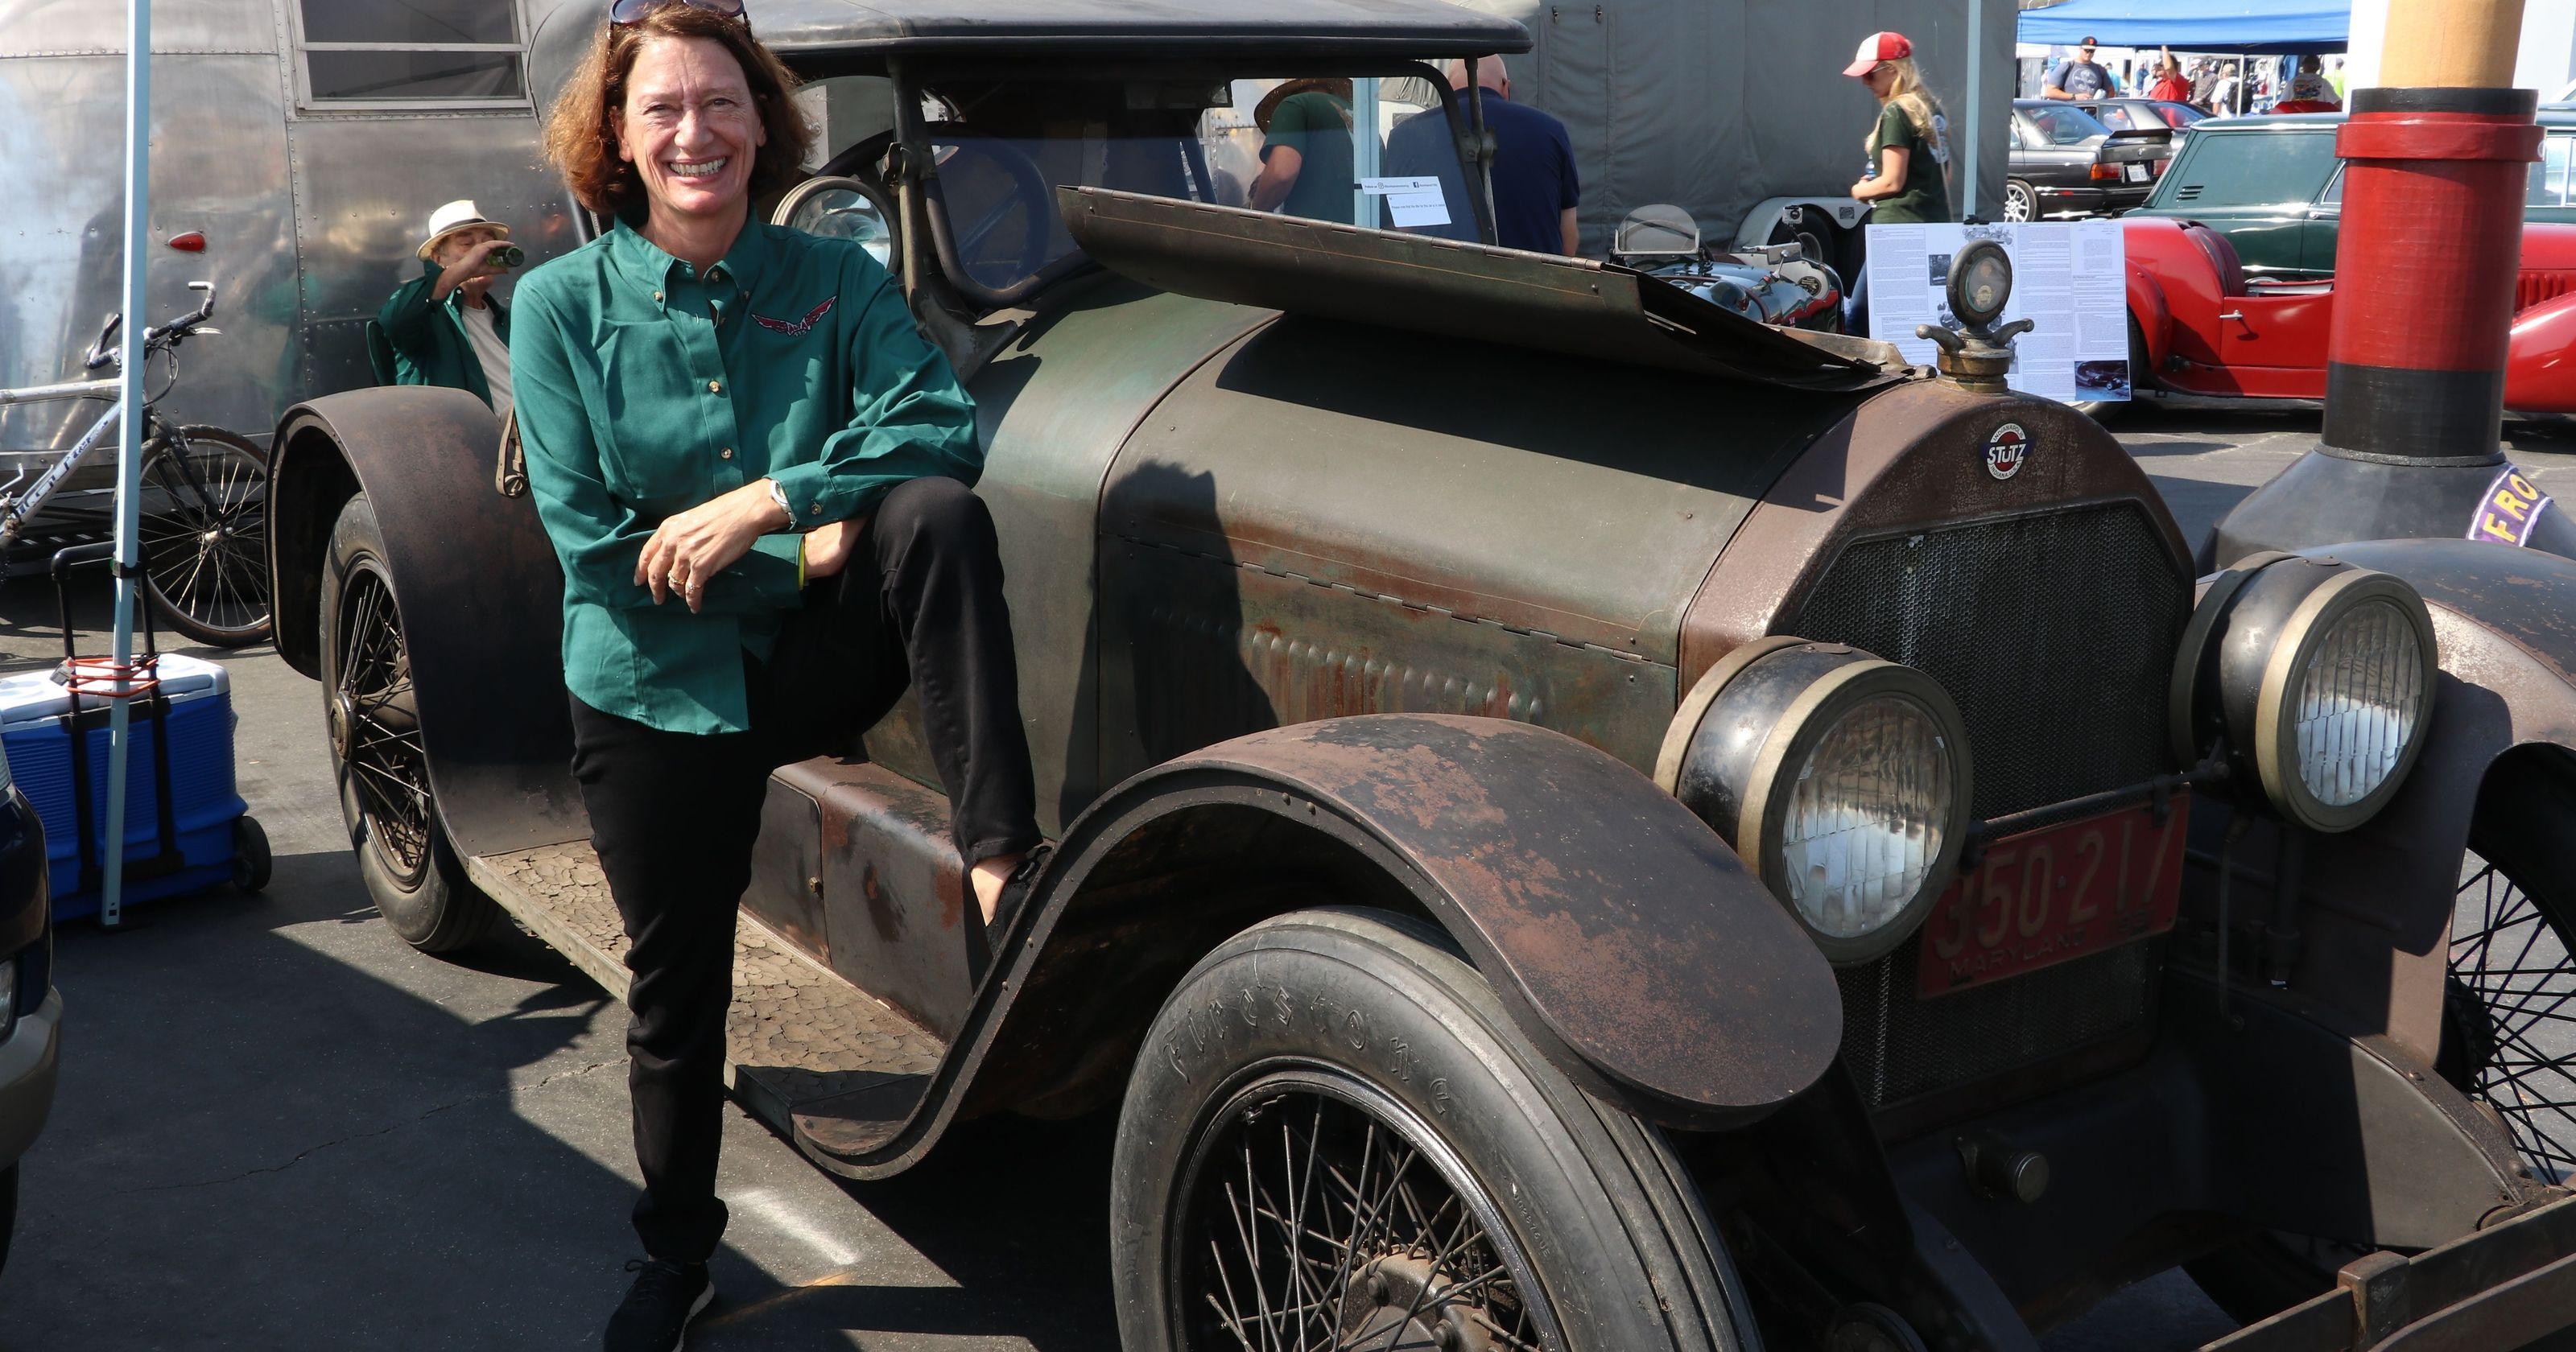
[512,5,1045,1350]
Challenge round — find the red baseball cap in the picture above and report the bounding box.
[1843,31,1912,78]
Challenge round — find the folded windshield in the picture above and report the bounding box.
[897,72,1487,296]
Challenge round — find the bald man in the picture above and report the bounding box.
[1383,57,1582,254]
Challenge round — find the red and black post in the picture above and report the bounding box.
[2206,72,2576,563]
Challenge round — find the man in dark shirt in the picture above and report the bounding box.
[1383,59,1581,254]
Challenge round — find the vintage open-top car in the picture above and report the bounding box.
[263,2,2576,1348]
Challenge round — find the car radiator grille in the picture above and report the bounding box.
[1785,503,2190,1109]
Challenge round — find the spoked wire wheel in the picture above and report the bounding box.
[2446,851,2576,1182]
[331,560,432,889]
[1179,1067,1563,1352]
[140,424,270,647]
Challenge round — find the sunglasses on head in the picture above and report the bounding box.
[610,0,749,30]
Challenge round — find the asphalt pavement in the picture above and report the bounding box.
[0,400,2566,1351]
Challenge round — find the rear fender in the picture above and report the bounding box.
[2123,216,2227,367]
[832,715,1845,1180]
[267,388,584,859]
[2125,259,2174,377]
[2280,538,2576,1062]
[2506,289,2576,414]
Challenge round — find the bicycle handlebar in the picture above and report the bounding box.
[81,282,218,372]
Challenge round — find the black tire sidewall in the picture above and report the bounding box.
[320,494,492,953]
[1110,907,1735,1352]
[2006,179,2036,221]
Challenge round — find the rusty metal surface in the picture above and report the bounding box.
[2268,540,2576,1061]
[774,757,979,1044]
[1095,311,1855,784]
[1682,380,2194,685]
[1063,187,1902,394]
[1051,716,1843,1127]
[968,277,1281,828]
[774,712,1839,1181]
[464,844,947,1159]
[2201,1196,2576,1352]
[270,390,586,859]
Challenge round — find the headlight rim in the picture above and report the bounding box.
[1666,639,1975,967]
[2250,568,2438,833]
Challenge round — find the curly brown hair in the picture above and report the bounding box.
[540,4,813,216]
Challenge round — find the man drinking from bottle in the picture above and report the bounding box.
[378,198,521,423]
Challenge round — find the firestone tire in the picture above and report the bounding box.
[1110,906,1753,1352]
[320,493,503,955]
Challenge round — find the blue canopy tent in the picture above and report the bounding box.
[2018,0,2349,55]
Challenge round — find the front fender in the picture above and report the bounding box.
[268,388,584,859]
[2507,288,2576,414]
[2289,539,2576,1057]
[983,715,1843,1138]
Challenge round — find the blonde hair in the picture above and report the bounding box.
[1867,56,1948,152]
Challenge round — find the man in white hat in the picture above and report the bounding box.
[375,199,519,422]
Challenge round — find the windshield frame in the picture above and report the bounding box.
[886,55,1500,311]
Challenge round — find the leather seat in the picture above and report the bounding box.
[2185,222,2334,297]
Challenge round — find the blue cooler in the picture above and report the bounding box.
[0,655,250,921]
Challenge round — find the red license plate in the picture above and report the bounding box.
[1916,795,2191,999]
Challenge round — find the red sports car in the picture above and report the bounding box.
[2114,216,2576,414]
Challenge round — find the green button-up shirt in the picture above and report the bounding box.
[378,260,507,407]
[512,211,981,734]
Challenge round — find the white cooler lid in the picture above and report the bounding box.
[0,653,229,732]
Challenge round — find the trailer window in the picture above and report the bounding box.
[294,0,526,109]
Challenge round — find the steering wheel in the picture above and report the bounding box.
[820,122,1054,290]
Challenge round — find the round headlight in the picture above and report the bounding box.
[1656,638,1973,963]
[2169,555,2438,833]
[772,175,898,268]
[1948,238,2013,330]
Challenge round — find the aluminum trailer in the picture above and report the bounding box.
[0,0,573,526]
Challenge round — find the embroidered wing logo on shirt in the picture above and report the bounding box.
[752,296,836,336]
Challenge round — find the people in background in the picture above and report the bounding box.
[2045,37,2118,101]
[514,2,1042,1347]
[1843,31,1954,333]
[2329,56,2348,102]
[1382,57,1581,254]
[378,199,518,424]
[2277,55,2342,112]
[1247,77,1356,223]
[1847,31,1953,226]
[2148,47,2193,103]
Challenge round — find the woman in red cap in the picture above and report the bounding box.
[1844,31,1954,226]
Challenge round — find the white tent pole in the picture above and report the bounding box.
[1967,0,1984,220]
[101,0,150,929]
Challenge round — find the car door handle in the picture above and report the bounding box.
[2219,310,2247,323]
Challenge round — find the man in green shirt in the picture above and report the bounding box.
[378,199,519,422]
[1247,79,1356,224]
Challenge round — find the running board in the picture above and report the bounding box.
[464,844,947,1164]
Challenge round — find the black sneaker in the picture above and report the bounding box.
[604,1258,713,1352]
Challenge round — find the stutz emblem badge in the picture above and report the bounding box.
[1984,423,2029,480]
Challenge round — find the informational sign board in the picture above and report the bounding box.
[1358,176,1451,229]
[1866,220,2129,404]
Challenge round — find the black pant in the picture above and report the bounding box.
[569,476,1040,1263]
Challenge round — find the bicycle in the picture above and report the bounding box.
[0,282,271,647]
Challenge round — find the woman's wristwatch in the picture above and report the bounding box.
[768,478,797,528]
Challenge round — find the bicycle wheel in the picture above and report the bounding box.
[140,424,271,648]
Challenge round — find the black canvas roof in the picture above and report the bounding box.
[530,0,1530,109]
